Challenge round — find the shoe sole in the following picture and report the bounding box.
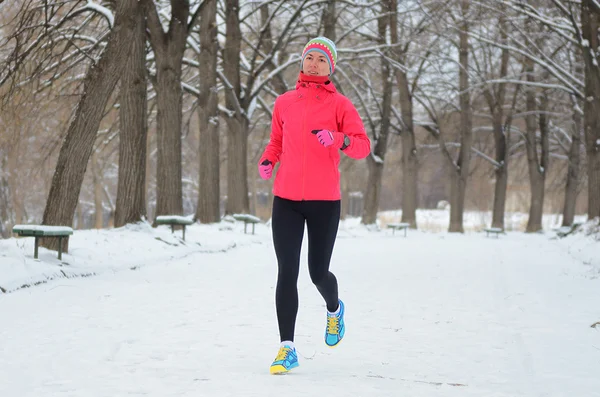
[269,363,298,374]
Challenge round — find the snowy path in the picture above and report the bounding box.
[1,230,599,396]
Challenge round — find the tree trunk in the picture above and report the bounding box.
[223,0,249,214]
[195,0,220,223]
[92,152,104,229]
[489,14,510,230]
[389,0,418,228]
[115,8,147,227]
[145,117,153,220]
[562,102,582,226]
[75,202,83,230]
[321,0,336,40]
[0,153,10,238]
[7,139,23,225]
[362,1,391,225]
[491,114,508,230]
[340,174,349,219]
[398,69,418,228]
[225,117,250,214]
[257,4,288,95]
[449,169,467,232]
[41,0,140,252]
[363,158,383,224]
[449,0,472,233]
[154,63,184,217]
[146,1,189,218]
[581,0,600,220]
[524,58,547,233]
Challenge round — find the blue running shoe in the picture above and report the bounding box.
[269,345,299,374]
[325,299,345,347]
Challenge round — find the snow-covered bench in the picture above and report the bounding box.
[155,215,194,241]
[232,213,261,234]
[387,222,409,237]
[12,225,74,260]
[483,227,503,238]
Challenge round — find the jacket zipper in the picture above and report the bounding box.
[301,87,309,200]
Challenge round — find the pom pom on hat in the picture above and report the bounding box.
[301,37,337,75]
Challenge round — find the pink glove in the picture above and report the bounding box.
[315,129,334,147]
[259,160,273,180]
[312,129,344,148]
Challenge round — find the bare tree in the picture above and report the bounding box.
[445,0,473,233]
[220,0,313,215]
[0,0,114,102]
[195,0,220,223]
[580,0,600,219]
[486,0,598,221]
[115,4,147,227]
[523,55,549,232]
[390,0,433,228]
[145,0,191,218]
[40,0,140,251]
[427,0,475,233]
[562,94,583,226]
[222,0,248,214]
[362,1,392,225]
[477,10,513,230]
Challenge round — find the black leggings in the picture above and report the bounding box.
[271,196,341,342]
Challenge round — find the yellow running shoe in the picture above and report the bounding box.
[269,344,299,374]
[325,299,345,347]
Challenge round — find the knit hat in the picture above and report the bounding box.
[301,37,337,75]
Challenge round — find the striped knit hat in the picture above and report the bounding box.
[301,37,337,75]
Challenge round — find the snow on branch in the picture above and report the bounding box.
[474,79,577,95]
[370,153,384,164]
[249,54,298,100]
[467,30,584,98]
[78,0,114,28]
[217,69,244,118]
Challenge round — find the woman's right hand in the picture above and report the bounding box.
[259,160,273,180]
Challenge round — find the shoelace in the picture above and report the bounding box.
[327,315,339,335]
[275,347,291,361]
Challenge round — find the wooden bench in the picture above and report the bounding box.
[554,224,580,238]
[12,225,73,260]
[483,227,503,238]
[155,215,194,241]
[387,222,410,237]
[232,213,261,234]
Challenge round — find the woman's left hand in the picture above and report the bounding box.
[314,129,336,147]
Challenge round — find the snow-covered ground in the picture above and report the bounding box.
[0,211,599,396]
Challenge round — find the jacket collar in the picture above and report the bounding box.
[295,72,337,93]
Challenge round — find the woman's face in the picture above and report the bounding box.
[302,51,330,76]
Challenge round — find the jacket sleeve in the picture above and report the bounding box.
[259,97,283,165]
[337,97,371,159]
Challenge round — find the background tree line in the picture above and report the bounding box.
[0,0,598,246]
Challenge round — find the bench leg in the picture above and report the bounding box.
[182,225,186,241]
[171,225,174,234]
[252,223,255,235]
[58,236,63,260]
[404,227,407,237]
[34,237,39,259]
[244,222,247,234]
